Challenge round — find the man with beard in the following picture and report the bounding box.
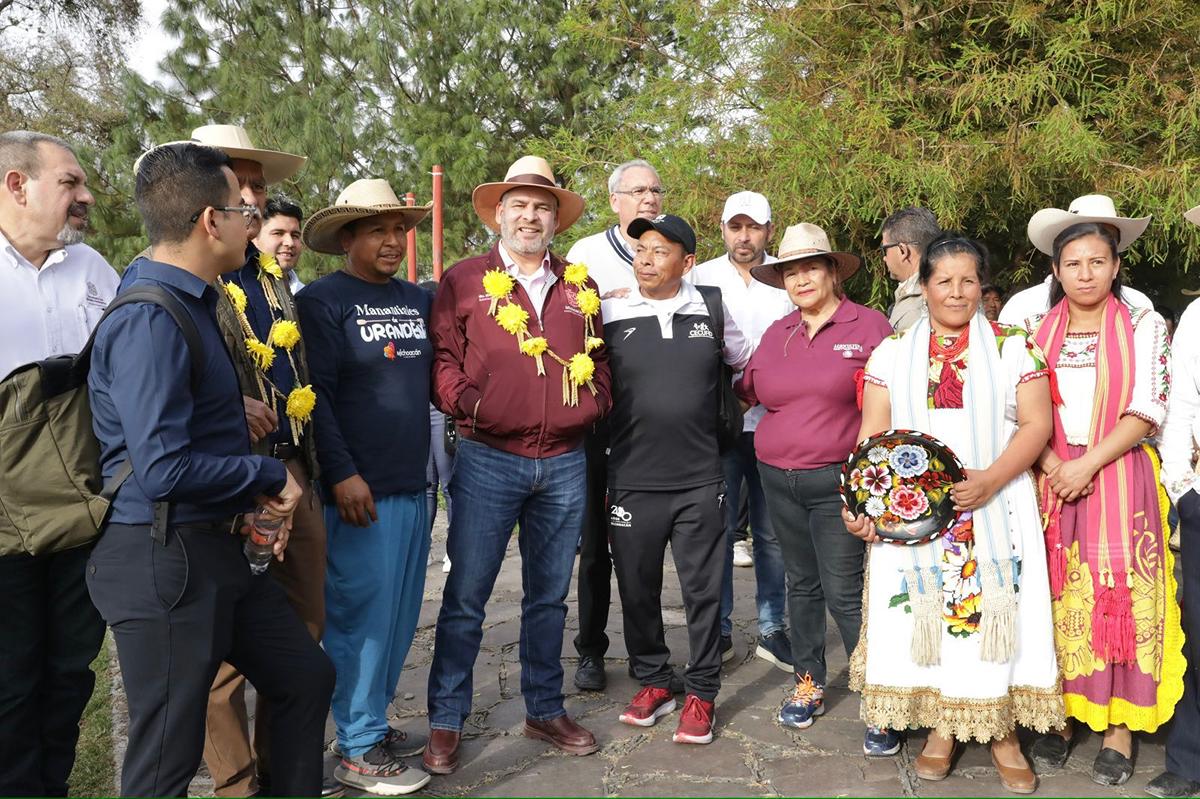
[0,130,117,796]
[426,156,611,774]
[297,180,434,795]
[689,192,793,673]
[565,159,665,691]
[255,195,306,293]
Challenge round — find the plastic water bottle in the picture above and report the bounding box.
[244,506,283,575]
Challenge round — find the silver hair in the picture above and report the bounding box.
[607,159,659,195]
[0,130,74,178]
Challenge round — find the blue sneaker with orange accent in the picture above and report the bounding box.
[778,673,824,729]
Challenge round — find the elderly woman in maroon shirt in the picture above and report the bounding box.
[735,223,892,750]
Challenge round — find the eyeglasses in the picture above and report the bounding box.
[190,204,261,227]
[878,242,910,254]
[613,186,667,199]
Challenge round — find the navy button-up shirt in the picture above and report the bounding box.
[89,258,287,525]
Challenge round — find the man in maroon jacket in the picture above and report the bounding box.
[424,156,611,774]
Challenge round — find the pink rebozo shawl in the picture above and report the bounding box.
[1034,293,1138,665]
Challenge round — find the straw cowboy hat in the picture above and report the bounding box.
[191,124,307,185]
[302,179,432,255]
[751,223,861,289]
[1026,194,1150,256]
[471,155,584,234]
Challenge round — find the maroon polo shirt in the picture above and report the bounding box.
[736,299,891,470]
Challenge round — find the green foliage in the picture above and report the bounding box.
[541,0,1200,308]
[83,0,673,280]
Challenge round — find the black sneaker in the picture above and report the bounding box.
[574,654,606,691]
[1029,732,1070,771]
[1093,747,1134,786]
[720,635,734,663]
[335,741,431,796]
[1146,771,1200,798]
[754,631,793,672]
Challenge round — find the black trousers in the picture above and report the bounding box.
[86,524,335,797]
[1166,491,1200,780]
[609,482,725,701]
[574,429,612,659]
[0,546,105,797]
[759,462,865,684]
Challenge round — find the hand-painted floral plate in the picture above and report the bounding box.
[839,430,965,545]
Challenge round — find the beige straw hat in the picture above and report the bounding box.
[1026,194,1150,256]
[750,223,861,289]
[191,124,307,185]
[302,179,432,255]
[471,155,584,234]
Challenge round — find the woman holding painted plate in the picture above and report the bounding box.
[1021,202,1182,787]
[844,235,1062,794]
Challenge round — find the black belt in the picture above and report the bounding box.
[173,517,243,537]
[272,441,299,460]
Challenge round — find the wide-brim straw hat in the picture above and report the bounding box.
[472,155,584,234]
[302,179,432,255]
[750,223,861,289]
[1026,194,1150,256]
[191,124,307,185]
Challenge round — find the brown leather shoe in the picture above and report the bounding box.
[422,728,461,775]
[992,751,1038,794]
[914,741,958,781]
[523,715,600,755]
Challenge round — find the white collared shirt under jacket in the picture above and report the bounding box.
[0,230,119,380]
[499,243,554,321]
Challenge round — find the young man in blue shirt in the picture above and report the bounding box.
[86,142,334,797]
[297,179,434,796]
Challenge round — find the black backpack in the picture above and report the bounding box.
[0,286,203,556]
[695,284,744,454]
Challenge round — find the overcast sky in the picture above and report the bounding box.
[128,0,173,81]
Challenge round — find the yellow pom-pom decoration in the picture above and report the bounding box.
[258,252,284,279]
[245,337,276,370]
[519,336,548,356]
[223,280,247,314]
[568,352,595,385]
[269,319,301,350]
[576,287,600,317]
[586,336,604,352]
[494,302,529,336]
[563,263,589,286]
[483,269,515,298]
[286,384,317,423]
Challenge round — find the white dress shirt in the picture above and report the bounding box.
[1161,298,1200,502]
[998,274,1153,327]
[0,230,119,379]
[688,253,792,431]
[499,243,554,321]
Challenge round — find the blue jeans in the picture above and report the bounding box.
[324,493,430,757]
[427,439,585,730]
[720,432,787,638]
[426,406,455,529]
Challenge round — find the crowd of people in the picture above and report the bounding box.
[1,123,1199,799]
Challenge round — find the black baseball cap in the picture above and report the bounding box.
[627,214,697,255]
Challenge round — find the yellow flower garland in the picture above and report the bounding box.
[481,263,601,406]
[218,268,316,442]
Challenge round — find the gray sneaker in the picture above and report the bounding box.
[335,742,431,796]
[383,727,427,758]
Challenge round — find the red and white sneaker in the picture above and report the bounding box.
[672,694,715,744]
[619,685,676,727]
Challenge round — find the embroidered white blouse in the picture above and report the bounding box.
[1160,299,1200,502]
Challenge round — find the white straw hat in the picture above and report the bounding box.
[750,223,860,289]
[191,124,306,185]
[1026,194,1150,255]
[302,179,431,255]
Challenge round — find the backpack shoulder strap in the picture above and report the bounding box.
[694,284,725,348]
[80,285,205,387]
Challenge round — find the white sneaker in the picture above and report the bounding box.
[732,539,753,567]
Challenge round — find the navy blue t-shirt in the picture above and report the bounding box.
[296,270,432,497]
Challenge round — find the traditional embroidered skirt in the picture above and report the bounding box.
[849,409,1065,742]
[1051,443,1184,733]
